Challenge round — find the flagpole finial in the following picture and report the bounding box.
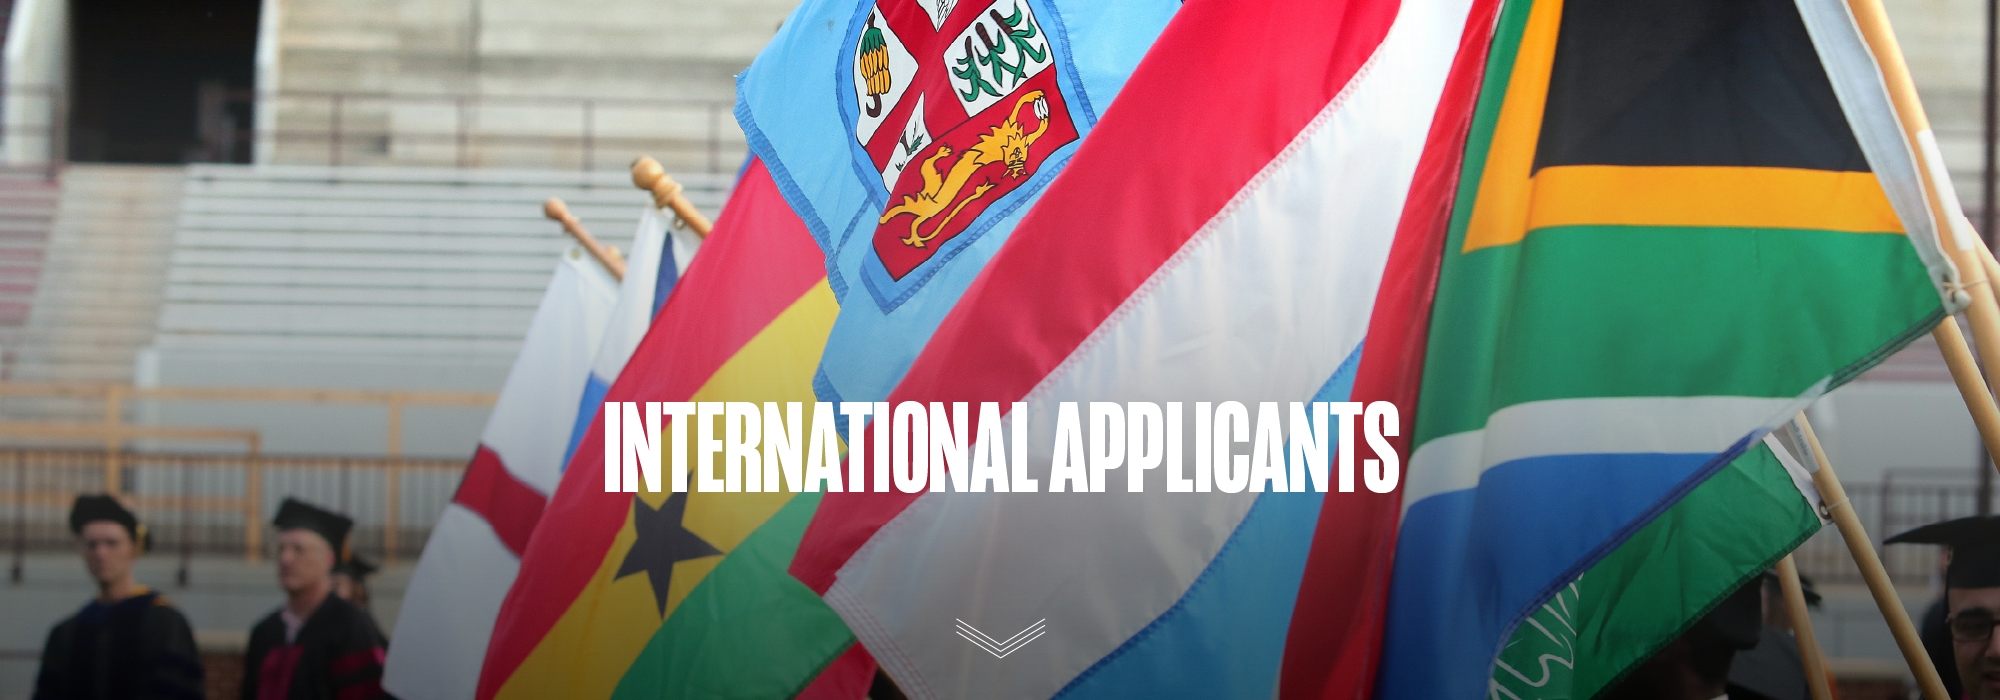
[629,155,712,238]
[632,156,666,192]
[544,196,626,281]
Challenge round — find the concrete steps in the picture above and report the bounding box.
[0,166,178,402]
[0,169,60,336]
[144,163,728,457]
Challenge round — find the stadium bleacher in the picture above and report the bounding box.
[0,162,725,454]
[141,163,729,456]
[0,168,59,338]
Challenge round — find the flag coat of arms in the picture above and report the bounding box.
[738,0,1179,404]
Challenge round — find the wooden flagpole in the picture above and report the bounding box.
[1794,413,1952,700]
[1980,239,2000,304]
[543,197,627,280]
[1842,0,2000,483]
[631,156,713,237]
[1775,554,1835,700]
[1935,317,2000,467]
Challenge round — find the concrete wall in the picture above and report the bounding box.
[258,0,794,171]
[1887,0,1991,206]
[2,0,63,166]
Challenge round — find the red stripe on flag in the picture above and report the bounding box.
[789,0,1401,594]
[1278,0,1501,696]
[794,643,877,700]
[451,446,547,557]
[475,157,827,700]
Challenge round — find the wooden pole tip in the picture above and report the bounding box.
[543,197,568,220]
[631,156,665,191]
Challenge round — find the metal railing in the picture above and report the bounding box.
[0,382,497,459]
[1794,470,1989,585]
[256,90,741,173]
[3,448,464,584]
[0,84,742,174]
[0,382,494,579]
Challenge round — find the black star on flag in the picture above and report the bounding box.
[614,492,722,617]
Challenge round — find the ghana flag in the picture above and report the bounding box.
[475,158,861,700]
[1335,0,1960,697]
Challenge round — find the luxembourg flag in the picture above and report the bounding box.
[782,0,1494,696]
[384,246,617,700]
[562,204,704,464]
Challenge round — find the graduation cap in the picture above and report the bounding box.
[1886,515,2000,588]
[68,494,147,549]
[335,555,377,581]
[1757,570,1823,608]
[272,498,354,560]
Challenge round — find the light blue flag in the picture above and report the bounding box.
[736,0,1180,403]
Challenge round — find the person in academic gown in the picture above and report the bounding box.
[330,555,376,613]
[239,498,391,700]
[1888,515,2000,700]
[1921,596,1967,700]
[33,494,204,700]
[1602,578,1765,700]
[1723,571,1825,700]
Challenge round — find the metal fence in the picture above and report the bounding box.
[1,84,742,174]
[1795,469,1989,586]
[254,90,741,173]
[2,448,463,584]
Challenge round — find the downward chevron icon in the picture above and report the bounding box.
[954,619,1047,659]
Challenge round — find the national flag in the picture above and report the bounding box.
[563,203,706,465]
[384,246,618,700]
[734,0,1181,405]
[1485,434,1828,699]
[781,0,1490,697]
[1345,0,1958,697]
[475,157,857,700]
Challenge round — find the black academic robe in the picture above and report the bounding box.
[33,589,204,700]
[1726,626,1807,700]
[239,595,390,700]
[1921,597,1964,700]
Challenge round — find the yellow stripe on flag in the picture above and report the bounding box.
[1523,165,1904,235]
[494,278,839,700]
[1460,0,1565,254]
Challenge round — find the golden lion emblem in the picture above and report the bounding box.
[879,90,1051,248]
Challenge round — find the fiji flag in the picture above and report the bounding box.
[736,0,1180,405]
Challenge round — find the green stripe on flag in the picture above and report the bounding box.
[1418,225,1940,443]
[1446,0,1537,245]
[1442,0,1937,696]
[609,492,854,700]
[1489,441,1822,699]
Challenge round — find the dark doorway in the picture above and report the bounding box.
[68,0,259,163]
